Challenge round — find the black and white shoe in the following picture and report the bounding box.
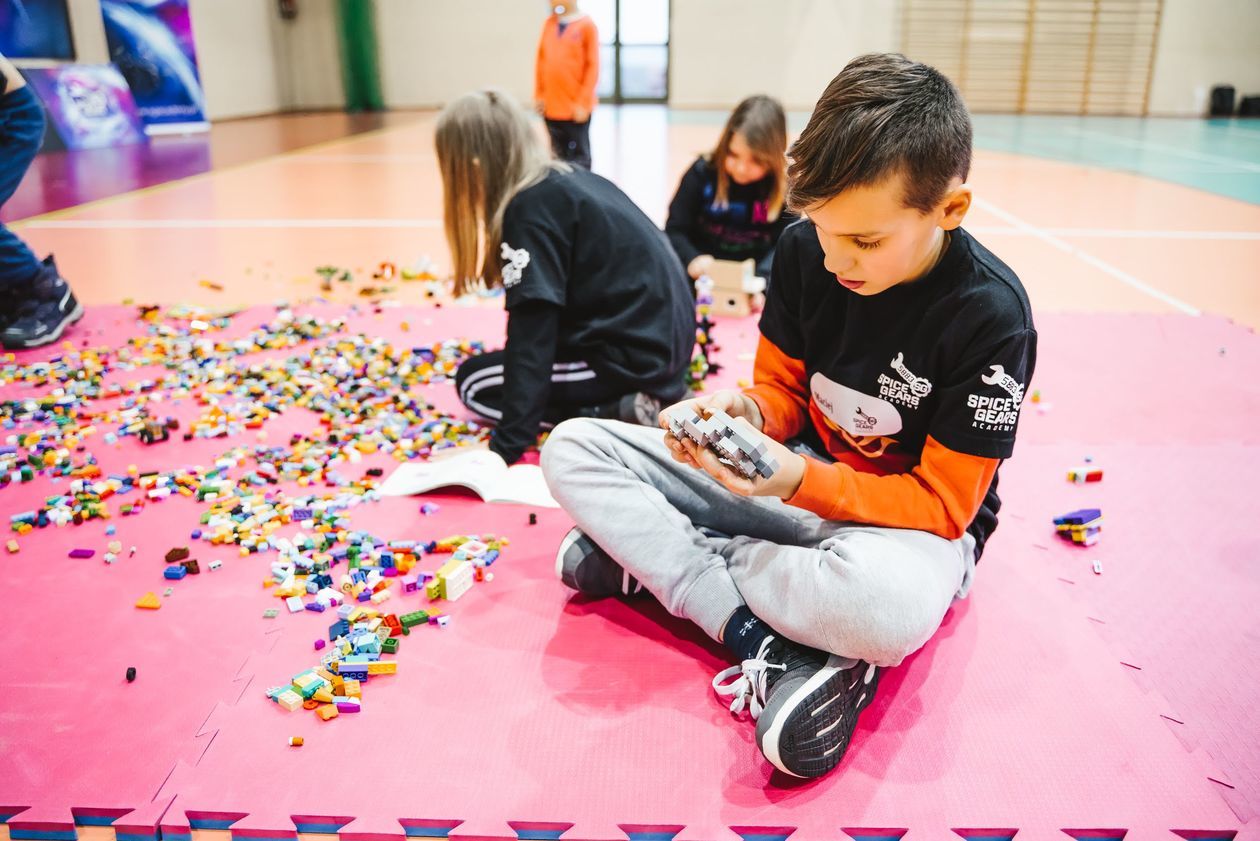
[554,526,645,598]
[712,635,879,779]
[618,392,663,426]
[1,256,84,349]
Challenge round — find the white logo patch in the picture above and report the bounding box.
[810,373,903,437]
[879,352,932,408]
[980,364,1025,402]
[500,242,530,288]
[966,364,1026,433]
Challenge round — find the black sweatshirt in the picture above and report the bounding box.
[488,167,695,464]
[664,156,798,280]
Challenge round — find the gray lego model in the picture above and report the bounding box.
[665,405,779,480]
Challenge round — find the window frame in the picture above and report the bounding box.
[598,0,671,105]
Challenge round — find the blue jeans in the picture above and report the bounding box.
[0,86,47,289]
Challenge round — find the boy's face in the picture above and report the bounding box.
[805,172,970,296]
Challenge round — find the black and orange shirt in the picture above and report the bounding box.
[744,222,1036,558]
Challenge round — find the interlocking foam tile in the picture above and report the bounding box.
[0,303,505,833]
[996,441,1260,823]
[3,306,1256,839]
[135,484,1236,839]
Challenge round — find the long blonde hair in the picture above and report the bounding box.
[435,89,557,295]
[709,95,788,222]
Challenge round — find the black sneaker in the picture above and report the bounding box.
[581,392,663,427]
[617,392,663,426]
[554,526,645,597]
[712,635,879,779]
[1,256,84,349]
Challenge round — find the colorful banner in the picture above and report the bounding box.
[22,64,148,151]
[100,0,208,133]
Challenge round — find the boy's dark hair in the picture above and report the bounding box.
[787,53,972,214]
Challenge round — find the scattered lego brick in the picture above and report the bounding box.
[1054,508,1103,547]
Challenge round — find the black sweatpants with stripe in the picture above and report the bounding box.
[456,350,627,436]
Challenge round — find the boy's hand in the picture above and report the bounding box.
[659,390,763,434]
[659,391,806,499]
[671,415,805,500]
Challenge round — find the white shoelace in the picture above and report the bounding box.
[711,639,785,720]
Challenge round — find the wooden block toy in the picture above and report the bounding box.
[703,259,765,317]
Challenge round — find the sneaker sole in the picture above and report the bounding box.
[3,301,85,350]
[555,526,584,588]
[756,657,879,779]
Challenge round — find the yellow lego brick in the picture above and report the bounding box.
[293,673,320,691]
[436,559,465,579]
[344,679,361,698]
[276,689,303,712]
[367,661,397,675]
[316,704,339,721]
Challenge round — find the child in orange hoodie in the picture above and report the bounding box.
[535,2,599,169]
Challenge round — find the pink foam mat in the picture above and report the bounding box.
[1,306,1256,839]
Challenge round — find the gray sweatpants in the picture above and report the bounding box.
[540,418,977,667]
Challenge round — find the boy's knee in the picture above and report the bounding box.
[832,611,929,667]
[819,573,945,667]
[540,417,605,475]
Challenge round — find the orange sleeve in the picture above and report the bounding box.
[742,335,809,442]
[579,19,600,109]
[785,435,999,539]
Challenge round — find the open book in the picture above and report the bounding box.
[378,449,559,508]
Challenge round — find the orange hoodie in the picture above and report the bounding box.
[535,15,599,121]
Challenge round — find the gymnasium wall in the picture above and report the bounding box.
[668,0,899,110]
[188,0,286,120]
[11,0,1260,119]
[373,0,539,108]
[1147,0,1260,116]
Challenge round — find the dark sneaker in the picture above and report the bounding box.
[618,392,663,426]
[554,526,645,598]
[1,256,84,349]
[712,635,879,779]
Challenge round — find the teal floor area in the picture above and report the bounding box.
[672,108,1260,206]
[971,114,1260,205]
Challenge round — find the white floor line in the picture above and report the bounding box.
[1059,127,1260,173]
[972,198,1202,316]
[17,218,443,230]
[286,154,437,163]
[968,226,1260,241]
